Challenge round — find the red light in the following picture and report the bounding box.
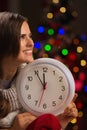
[68,52,77,61]
[77,102,83,109]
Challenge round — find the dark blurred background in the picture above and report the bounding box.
[1,0,87,40]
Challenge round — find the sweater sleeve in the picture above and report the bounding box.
[26,113,62,130]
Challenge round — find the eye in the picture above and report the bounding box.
[29,33,33,39]
[20,34,26,39]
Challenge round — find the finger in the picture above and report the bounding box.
[72,93,78,102]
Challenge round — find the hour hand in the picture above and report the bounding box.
[43,73,45,85]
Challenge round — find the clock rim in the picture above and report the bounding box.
[16,58,75,116]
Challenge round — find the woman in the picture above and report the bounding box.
[0,11,78,130]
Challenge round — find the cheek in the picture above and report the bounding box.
[18,42,25,56]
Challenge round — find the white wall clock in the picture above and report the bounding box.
[16,58,75,116]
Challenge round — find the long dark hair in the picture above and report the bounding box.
[0,12,28,118]
[0,11,28,59]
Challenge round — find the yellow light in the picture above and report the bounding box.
[78,111,83,118]
[77,46,83,53]
[43,53,48,58]
[60,7,66,13]
[52,0,59,4]
[72,125,78,130]
[47,13,53,19]
[71,118,77,124]
[80,59,87,66]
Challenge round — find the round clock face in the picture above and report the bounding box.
[16,58,75,116]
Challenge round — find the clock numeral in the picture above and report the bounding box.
[27,94,31,100]
[25,85,29,90]
[27,76,33,81]
[43,103,47,109]
[59,95,63,100]
[43,67,48,73]
[34,70,39,75]
[53,70,56,75]
[59,76,63,82]
[35,100,38,106]
[61,86,65,91]
[52,101,56,106]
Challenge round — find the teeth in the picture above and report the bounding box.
[24,50,32,53]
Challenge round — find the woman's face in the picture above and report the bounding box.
[17,21,34,63]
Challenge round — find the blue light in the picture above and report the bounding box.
[84,85,87,92]
[34,41,41,49]
[58,28,65,35]
[37,26,45,33]
[80,35,87,41]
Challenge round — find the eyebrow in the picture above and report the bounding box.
[20,33,32,38]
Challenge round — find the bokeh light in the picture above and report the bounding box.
[44,44,52,51]
[61,48,69,56]
[37,26,45,33]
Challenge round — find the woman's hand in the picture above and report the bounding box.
[10,112,37,130]
[57,93,78,129]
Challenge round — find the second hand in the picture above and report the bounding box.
[38,82,47,107]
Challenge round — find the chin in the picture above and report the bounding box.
[24,58,34,63]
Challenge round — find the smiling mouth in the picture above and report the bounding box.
[24,50,33,55]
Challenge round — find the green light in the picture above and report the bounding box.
[44,44,52,51]
[61,48,68,56]
[47,28,54,36]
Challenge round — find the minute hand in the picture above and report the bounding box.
[36,73,43,86]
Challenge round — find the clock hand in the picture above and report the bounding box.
[36,73,43,86]
[43,73,45,85]
[38,82,47,107]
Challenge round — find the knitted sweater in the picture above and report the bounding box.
[0,79,24,128]
[0,64,26,128]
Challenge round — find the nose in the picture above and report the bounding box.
[26,36,34,48]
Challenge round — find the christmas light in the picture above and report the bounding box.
[37,26,45,33]
[78,111,83,118]
[34,41,41,49]
[47,28,54,36]
[81,35,87,41]
[73,38,80,45]
[84,85,87,92]
[76,101,83,109]
[52,0,59,4]
[58,28,65,35]
[44,44,52,51]
[68,52,77,61]
[60,7,66,13]
[77,46,83,53]
[72,11,78,18]
[61,48,68,56]
[80,59,86,66]
[42,53,48,58]
[73,66,79,73]
[72,125,78,130]
[79,72,86,81]
[71,118,77,124]
[47,12,53,19]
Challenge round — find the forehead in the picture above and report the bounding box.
[21,21,31,34]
